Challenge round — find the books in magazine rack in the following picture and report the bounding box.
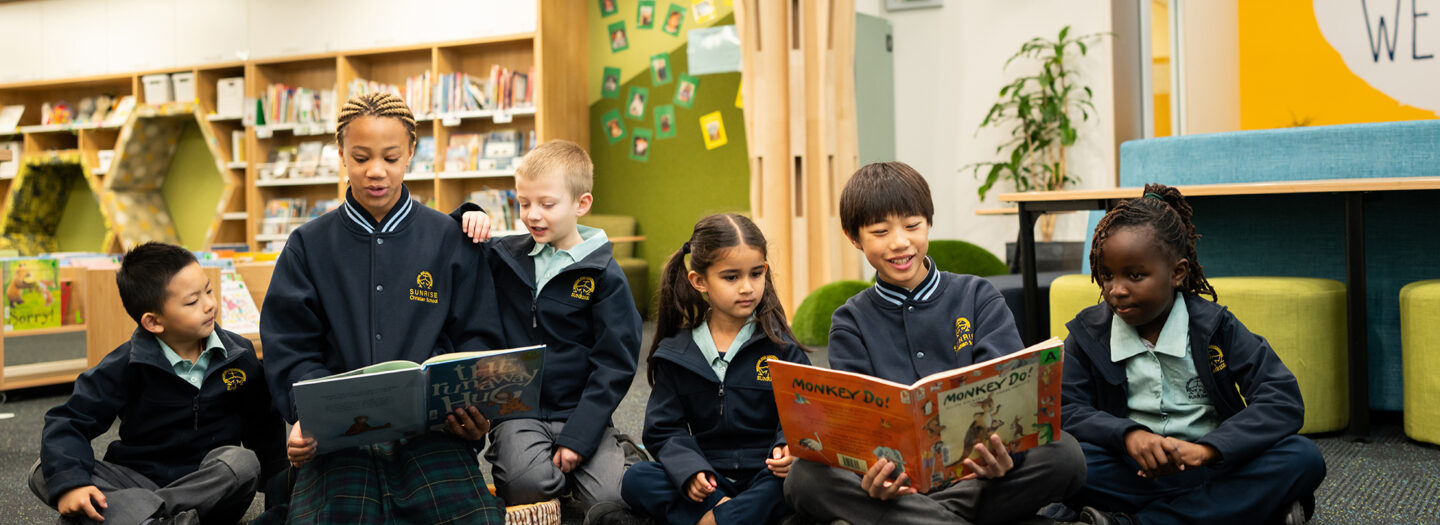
[294,345,544,454]
[769,338,1064,493]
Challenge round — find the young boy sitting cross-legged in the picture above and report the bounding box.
[30,242,285,524]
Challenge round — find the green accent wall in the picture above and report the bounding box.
[161,123,226,250]
[54,172,109,252]
[590,9,750,314]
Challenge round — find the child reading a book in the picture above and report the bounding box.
[30,242,285,524]
[261,91,506,523]
[784,162,1086,525]
[455,140,642,514]
[1060,184,1326,525]
[596,214,809,525]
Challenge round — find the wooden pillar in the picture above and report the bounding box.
[738,0,860,311]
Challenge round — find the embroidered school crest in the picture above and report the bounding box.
[221,368,246,391]
[571,276,596,300]
[1208,345,1227,373]
[410,270,438,304]
[953,317,973,352]
[755,355,777,382]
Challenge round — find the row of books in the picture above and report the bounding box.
[258,142,341,181]
[260,198,342,235]
[467,189,522,233]
[347,74,431,118]
[255,83,338,127]
[0,97,138,130]
[441,130,533,173]
[431,66,535,115]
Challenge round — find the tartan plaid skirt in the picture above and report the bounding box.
[287,433,505,524]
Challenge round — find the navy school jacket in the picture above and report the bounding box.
[40,328,285,505]
[644,328,810,489]
[827,270,1025,384]
[263,186,505,423]
[1060,293,1305,466]
[451,204,641,460]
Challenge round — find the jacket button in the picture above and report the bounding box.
[376,285,384,292]
[377,238,384,245]
[375,333,382,341]
[907,306,915,312]
[917,351,925,358]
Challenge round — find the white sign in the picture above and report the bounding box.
[1314,0,1440,112]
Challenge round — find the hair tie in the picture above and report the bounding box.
[1143,192,1165,201]
[681,241,691,255]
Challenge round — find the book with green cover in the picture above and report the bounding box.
[3,257,61,331]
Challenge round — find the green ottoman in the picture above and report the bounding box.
[1048,273,1102,343]
[1401,279,1440,445]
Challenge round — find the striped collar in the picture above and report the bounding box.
[342,184,415,234]
[872,256,941,306]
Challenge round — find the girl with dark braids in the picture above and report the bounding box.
[260,92,506,523]
[1059,184,1325,525]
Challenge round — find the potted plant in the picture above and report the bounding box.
[968,26,1106,243]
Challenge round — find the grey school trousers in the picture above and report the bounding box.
[485,419,627,509]
[784,432,1086,525]
[29,445,261,525]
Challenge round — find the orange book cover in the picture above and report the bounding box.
[769,337,1064,493]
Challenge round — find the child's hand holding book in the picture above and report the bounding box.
[443,406,490,441]
[960,433,1015,480]
[765,445,794,478]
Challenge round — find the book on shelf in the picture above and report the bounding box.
[260,83,337,127]
[293,344,545,454]
[231,131,246,163]
[3,257,62,331]
[96,150,114,174]
[445,133,481,172]
[142,74,173,105]
[349,73,431,118]
[0,141,22,179]
[217,77,246,118]
[103,97,136,127]
[294,141,324,179]
[171,72,197,104]
[768,338,1065,494]
[319,144,340,177]
[309,199,341,220]
[467,189,520,231]
[261,198,307,235]
[260,147,297,180]
[0,105,23,133]
[410,136,436,174]
[199,259,261,335]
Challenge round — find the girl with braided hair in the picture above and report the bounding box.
[1059,184,1325,525]
[260,91,506,523]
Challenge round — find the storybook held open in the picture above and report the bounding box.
[294,345,544,454]
[769,338,1063,493]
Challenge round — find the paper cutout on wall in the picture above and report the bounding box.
[663,3,687,36]
[699,111,727,150]
[609,21,630,53]
[687,25,742,75]
[637,0,656,29]
[631,128,653,162]
[602,67,622,99]
[627,86,649,120]
[654,105,677,139]
[602,109,627,144]
[600,0,619,17]
[692,0,716,23]
[675,74,699,108]
[1314,0,1440,112]
[651,52,673,85]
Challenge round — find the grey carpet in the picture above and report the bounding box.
[2,327,1437,524]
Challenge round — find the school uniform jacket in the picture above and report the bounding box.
[484,231,642,460]
[827,270,1026,384]
[644,329,809,489]
[40,328,284,506]
[1060,293,1305,466]
[263,186,504,423]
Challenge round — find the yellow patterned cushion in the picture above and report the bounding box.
[1401,279,1440,445]
[486,485,561,525]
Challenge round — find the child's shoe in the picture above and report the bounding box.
[1076,506,1135,525]
[583,502,652,525]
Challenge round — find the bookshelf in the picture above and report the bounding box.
[0,1,586,253]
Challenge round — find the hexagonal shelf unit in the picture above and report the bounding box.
[0,152,113,255]
[100,103,238,251]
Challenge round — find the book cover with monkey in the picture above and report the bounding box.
[770,338,1063,493]
[3,257,61,331]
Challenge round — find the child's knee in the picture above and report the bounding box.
[1274,435,1326,487]
[27,459,49,505]
[207,446,262,490]
[495,463,566,504]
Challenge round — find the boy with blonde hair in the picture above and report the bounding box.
[457,140,643,514]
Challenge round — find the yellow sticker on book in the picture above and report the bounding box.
[699,111,727,150]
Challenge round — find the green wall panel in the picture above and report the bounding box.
[160,123,225,250]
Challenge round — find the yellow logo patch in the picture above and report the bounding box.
[1208,345,1227,373]
[410,270,438,304]
[571,276,596,300]
[221,368,246,391]
[755,355,777,382]
[954,317,973,352]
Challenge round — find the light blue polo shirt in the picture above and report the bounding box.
[529,225,609,297]
[158,331,227,389]
[1111,293,1219,441]
[692,315,757,381]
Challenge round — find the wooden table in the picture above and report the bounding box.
[1000,177,1440,438]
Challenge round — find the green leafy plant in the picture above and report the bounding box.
[968,26,1107,201]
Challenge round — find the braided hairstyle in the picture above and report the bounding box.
[335,91,417,149]
[646,213,807,386]
[1089,183,1217,300]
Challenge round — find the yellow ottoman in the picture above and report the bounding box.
[1207,277,1348,434]
[1048,273,1102,342]
[1401,279,1440,445]
[487,485,561,525]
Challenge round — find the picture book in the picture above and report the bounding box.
[294,345,545,454]
[3,257,62,331]
[769,338,1064,493]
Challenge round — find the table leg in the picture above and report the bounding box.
[1019,206,1041,345]
[1345,193,1370,439]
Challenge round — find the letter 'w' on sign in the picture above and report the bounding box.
[1361,0,1402,62]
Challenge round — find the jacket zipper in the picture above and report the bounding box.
[192,396,200,430]
[531,298,538,328]
[718,384,726,418]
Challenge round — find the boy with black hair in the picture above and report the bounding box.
[783,162,1087,525]
[30,242,285,524]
